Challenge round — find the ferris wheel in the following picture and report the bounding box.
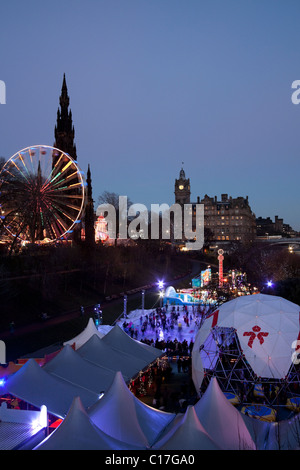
[0,145,86,245]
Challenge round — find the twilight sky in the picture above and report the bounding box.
[1,0,300,230]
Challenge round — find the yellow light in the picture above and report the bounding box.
[61,160,73,173]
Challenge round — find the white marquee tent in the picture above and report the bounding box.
[34,397,146,450]
[88,371,176,447]
[240,409,272,450]
[77,334,145,381]
[101,324,163,365]
[152,405,221,450]
[2,359,99,419]
[193,377,256,450]
[265,414,300,450]
[63,317,112,350]
[77,333,158,381]
[192,294,300,392]
[42,344,115,395]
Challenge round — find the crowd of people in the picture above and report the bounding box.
[121,302,300,418]
[120,303,214,346]
[128,356,197,413]
[121,303,213,412]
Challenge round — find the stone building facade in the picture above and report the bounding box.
[174,167,256,244]
[256,215,297,237]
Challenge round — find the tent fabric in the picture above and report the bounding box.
[192,294,300,385]
[63,317,107,349]
[153,405,221,450]
[42,344,115,395]
[193,377,256,450]
[2,359,99,419]
[97,324,114,336]
[265,415,300,450]
[88,371,176,447]
[77,334,151,381]
[191,329,218,396]
[34,397,146,450]
[101,324,163,365]
[241,412,271,450]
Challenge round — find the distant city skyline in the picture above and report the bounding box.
[1,0,299,230]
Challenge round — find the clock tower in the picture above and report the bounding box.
[175,165,191,205]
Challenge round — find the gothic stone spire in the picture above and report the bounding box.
[84,163,95,246]
[54,74,77,161]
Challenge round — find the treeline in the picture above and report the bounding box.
[225,242,300,305]
[0,242,191,331]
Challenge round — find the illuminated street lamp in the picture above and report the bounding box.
[94,303,102,328]
[123,295,127,319]
[142,289,145,315]
[157,280,165,307]
[159,290,165,307]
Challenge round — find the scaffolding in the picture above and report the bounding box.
[200,326,300,410]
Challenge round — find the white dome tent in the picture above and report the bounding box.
[192,294,300,409]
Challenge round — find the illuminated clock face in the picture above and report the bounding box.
[179,185,184,190]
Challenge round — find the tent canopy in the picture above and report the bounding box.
[193,377,256,450]
[2,359,99,418]
[88,371,176,447]
[153,405,220,450]
[34,397,146,450]
[63,318,110,350]
[265,413,300,450]
[77,333,155,381]
[62,320,161,382]
[101,324,163,365]
[43,344,115,395]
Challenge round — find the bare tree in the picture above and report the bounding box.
[97,191,133,209]
[97,191,133,245]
